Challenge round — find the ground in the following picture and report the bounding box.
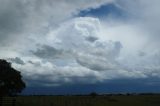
[1,94,160,106]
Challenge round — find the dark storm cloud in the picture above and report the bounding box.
[23,78,160,95]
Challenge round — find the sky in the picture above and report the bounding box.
[1,0,160,94]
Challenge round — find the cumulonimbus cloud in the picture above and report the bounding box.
[1,0,160,86]
[12,17,151,86]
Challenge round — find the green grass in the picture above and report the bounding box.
[1,95,160,106]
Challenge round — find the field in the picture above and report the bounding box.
[1,94,160,106]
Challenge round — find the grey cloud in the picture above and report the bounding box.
[0,0,112,46]
[32,45,63,59]
[76,57,116,71]
[85,36,98,42]
[28,60,34,64]
[116,0,160,41]
[75,41,122,71]
[47,17,123,72]
[0,0,26,44]
[113,41,123,56]
[2,0,160,87]
[11,15,158,86]
[31,45,73,61]
[138,51,146,57]
[8,57,25,65]
[14,60,102,86]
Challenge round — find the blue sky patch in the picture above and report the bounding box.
[78,3,126,19]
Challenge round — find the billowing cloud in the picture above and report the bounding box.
[12,17,149,86]
[0,0,113,43]
[1,0,160,87]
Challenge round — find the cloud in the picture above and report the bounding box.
[1,0,160,87]
[13,60,102,86]
[0,0,26,44]
[75,41,122,71]
[115,0,160,40]
[0,0,114,57]
[9,17,129,86]
[8,57,25,65]
[5,14,160,86]
[0,0,113,43]
[16,17,147,86]
[46,17,123,71]
[85,36,98,42]
[32,45,64,59]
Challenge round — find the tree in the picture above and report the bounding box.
[0,59,26,96]
[89,92,98,98]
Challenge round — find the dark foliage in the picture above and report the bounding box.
[0,59,25,96]
[89,92,98,97]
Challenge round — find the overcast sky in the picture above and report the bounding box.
[1,0,160,94]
